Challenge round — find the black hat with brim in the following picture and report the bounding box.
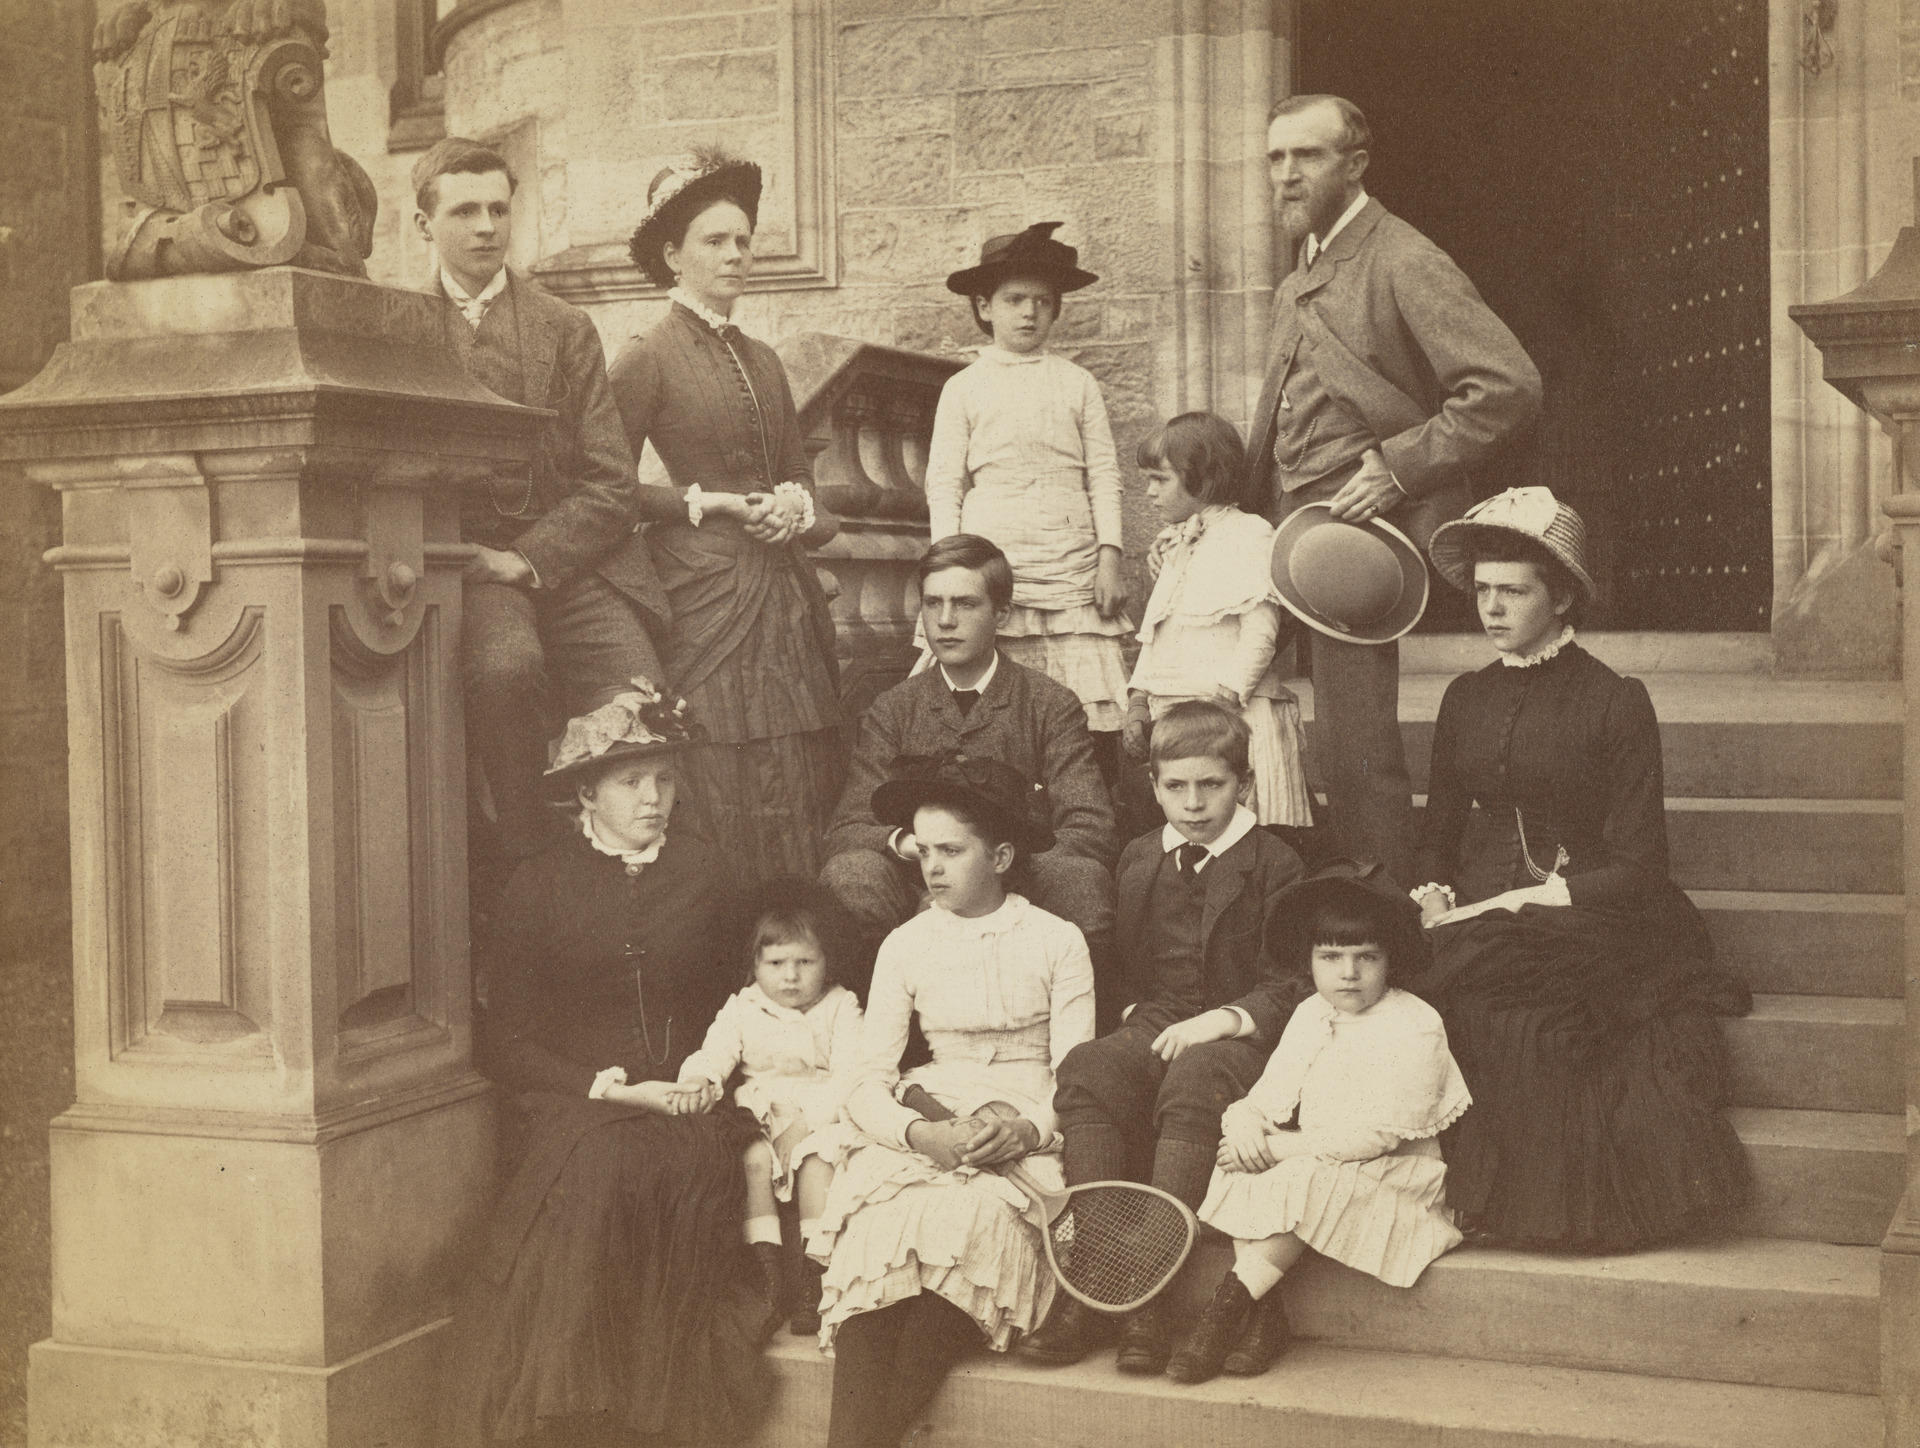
[1263,860,1427,976]
[946,221,1099,298]
[871,752,1055,856]
[628,148,764,288]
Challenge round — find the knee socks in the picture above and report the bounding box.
[1064,1123,1127,1187]
[1151,1137,1217,1213]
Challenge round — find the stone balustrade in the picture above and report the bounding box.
[780,333,959,720]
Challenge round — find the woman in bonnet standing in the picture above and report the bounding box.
[608,148,845,883]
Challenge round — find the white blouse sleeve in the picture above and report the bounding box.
[821,989,868,1116]
[1078,369,1124,549]
[925,376,970,542]
[677,993,747,1087]
[844,937,921,1150]
[1227,601,1283,703]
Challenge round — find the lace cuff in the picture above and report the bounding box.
[684,482,705,527]
[588,1066,628,1100]
[773,480,816,533]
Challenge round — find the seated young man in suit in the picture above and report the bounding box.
[820,534,1118,1005]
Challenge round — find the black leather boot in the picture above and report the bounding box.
[788,1256,827,1336]
[751,1240,786,1342]
[1223,1282,1290,1375]
[1019,1295,1116,1365]
[1165,1274,1253,1384]
[1114,1294,1173,1375]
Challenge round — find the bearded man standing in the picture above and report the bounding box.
[1250,95,1541,881]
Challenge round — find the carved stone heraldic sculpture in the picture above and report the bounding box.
[92,0,375,278]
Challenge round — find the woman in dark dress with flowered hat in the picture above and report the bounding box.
[608,148,845,885]
[1409,488,1752,1252]
[437,683,770,1447]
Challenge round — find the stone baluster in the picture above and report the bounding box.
[779,334,963,719]
[0,269,543,1448]
[1791,161,1920,1448]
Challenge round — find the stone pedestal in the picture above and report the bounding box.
[0,268,544,1448]
[1793,213,1920,1448]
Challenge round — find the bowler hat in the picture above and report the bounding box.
[870,751,1055,856]
[946,222,1098,298]
[627,146,763,288]
[1271,503,1429,645]
[543,677,705,795]
[1427,487,1597,606]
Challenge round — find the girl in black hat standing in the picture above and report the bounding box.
[923,223,1133,777]
[607,147,845,886]
[806,753,1095,1447]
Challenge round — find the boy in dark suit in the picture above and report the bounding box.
[413,137,671,866]
[1026,701,1309,1371]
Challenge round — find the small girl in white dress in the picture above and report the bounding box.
[1168,871,1471,1384]
[672,878,864,1336]
[809,753,1095,1448]
[1126,412,1313,826]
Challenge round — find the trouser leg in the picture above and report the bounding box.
[818,848,922,1001]
[1308,630,1412,884]
[1053,1024,1167,1185]
[463,582,557,863]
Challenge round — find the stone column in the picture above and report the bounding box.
[0,269,542,1448]
[1791,196,1920,1448]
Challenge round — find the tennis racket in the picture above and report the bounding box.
[901,1086,1197,1314]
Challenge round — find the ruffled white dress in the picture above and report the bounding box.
[1199,988,1471,1287]
[1130,506,1312,825]
[677,982,865,1199]
[921,347,1132,732]
[807,894,1097,1349]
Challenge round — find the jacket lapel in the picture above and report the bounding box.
[1291,196,1383,303]
[508,274,557,408]
[1199,836,1255,953]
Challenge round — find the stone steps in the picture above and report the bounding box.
[1160,1237,1880,1395]
[1725,994,1904,1114]
[1662,798,1903,894]
[749,1339,1884,1448]
[1693,890,1903,997]
[1729,1107,1905,1245]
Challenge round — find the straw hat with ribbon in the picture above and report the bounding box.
[542,677,704,795]
[1270,503,1430,646]
[1426,487,1596,605]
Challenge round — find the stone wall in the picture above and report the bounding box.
[0,0,90,1441]
[300,0,1283,602]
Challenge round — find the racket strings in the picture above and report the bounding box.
[1048,1187,1193,1308]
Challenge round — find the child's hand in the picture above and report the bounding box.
[1094,546,1128,619]
[1152,1008,1238,1062]
[1122,717,1151,761]
[1217,1110,1279,1174]
[1209,684,1242,710]
[665,1080,721,1114]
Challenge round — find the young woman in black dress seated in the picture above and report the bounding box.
[437,682,771,1446]
[1408,489,1752,1252]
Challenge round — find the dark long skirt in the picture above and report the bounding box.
[1411,893,1753,1252]
[437,1094,773,1447]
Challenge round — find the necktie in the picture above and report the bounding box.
[1176,842,1208,880]
[952,688,980,717]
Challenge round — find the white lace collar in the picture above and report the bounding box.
[1500,624,1576,669]
[669,286,737,333]
[580,811,666,872]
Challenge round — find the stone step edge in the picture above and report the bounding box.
[755,1339,1885,1448]
[1727,1105,1904,1154]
